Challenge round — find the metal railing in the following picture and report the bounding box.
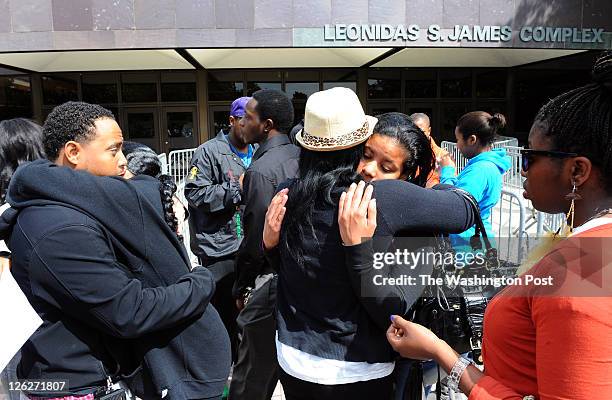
[157,152,169,175]
[492,189,527,264]
[536,211,566,236]
[502,145,524,190]
[167,148,198,267]
[168,148,197,188]
[440,138,521,177]
[440,140,469,174]
[492,136,519,149]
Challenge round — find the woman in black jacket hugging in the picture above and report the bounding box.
[262,87,476,400]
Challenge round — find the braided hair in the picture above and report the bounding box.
[122,141,182,240]
[158,174,181,239]
[533,51,612,192]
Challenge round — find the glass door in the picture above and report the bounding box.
[367,102,401,117]
[122,107,160,152]
[208,104,232,140]
[439,103,471,143]
[405,102,439,142]
[162,106,198,153]
[285,70,318,127]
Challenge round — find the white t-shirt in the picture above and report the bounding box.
[275,333,394,385]
[571,215,612,235]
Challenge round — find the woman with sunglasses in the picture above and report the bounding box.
[340,51,612,399]
[438,112,511,250]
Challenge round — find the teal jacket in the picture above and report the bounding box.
[440,148,512,249]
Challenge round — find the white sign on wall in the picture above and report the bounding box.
[323,24,604,44]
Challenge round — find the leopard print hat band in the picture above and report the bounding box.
[295,87,377,152]
[296,118,376,151]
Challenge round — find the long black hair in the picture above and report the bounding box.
[533,51,612,192]
[374,112,434,187]
[0,118,46,202]
[281,144,365,265]
[122,141,181,239]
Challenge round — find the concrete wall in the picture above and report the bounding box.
[0,0,610,52]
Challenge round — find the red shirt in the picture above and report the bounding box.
[470,222,612,400]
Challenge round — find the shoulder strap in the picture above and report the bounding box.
[448,188,499,270]
[448,188,492,249]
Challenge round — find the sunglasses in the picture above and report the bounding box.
[520,149,578,172]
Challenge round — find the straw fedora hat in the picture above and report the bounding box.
[295,87,377,151]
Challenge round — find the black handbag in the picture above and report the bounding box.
[409,188,501,363]
[95,389,127,400]
[403,189,521,400]
[94,378,127,400]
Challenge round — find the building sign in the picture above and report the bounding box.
[323,24,604,44]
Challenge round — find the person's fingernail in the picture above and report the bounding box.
[390,315,395,322]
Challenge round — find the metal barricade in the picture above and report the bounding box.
[492,136,519,149]
[536,211,566,236]
[157,152,169,175]
[168,148,198,267]
[502,145,524,190]
[168,148,197,188]
[520,199,566,238]
[441,139,522,177]
[441,141,468,173]
[492,189,527,265]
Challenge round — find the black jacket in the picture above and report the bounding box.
[185,131,257,260]
[233,134,300,298]
[276,180,476,363]
[1,161,231,399]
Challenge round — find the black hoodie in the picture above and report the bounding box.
[0,160,231,399]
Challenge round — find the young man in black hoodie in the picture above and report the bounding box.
[230,89,300,400]
[0,101,230,400]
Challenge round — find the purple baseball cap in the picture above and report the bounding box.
[230,96,251,117]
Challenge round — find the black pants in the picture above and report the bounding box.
[279,368,393,400]
[228,275,278,400]
[201,255,239,363]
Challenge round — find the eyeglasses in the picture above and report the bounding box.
[520,149,578,172]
